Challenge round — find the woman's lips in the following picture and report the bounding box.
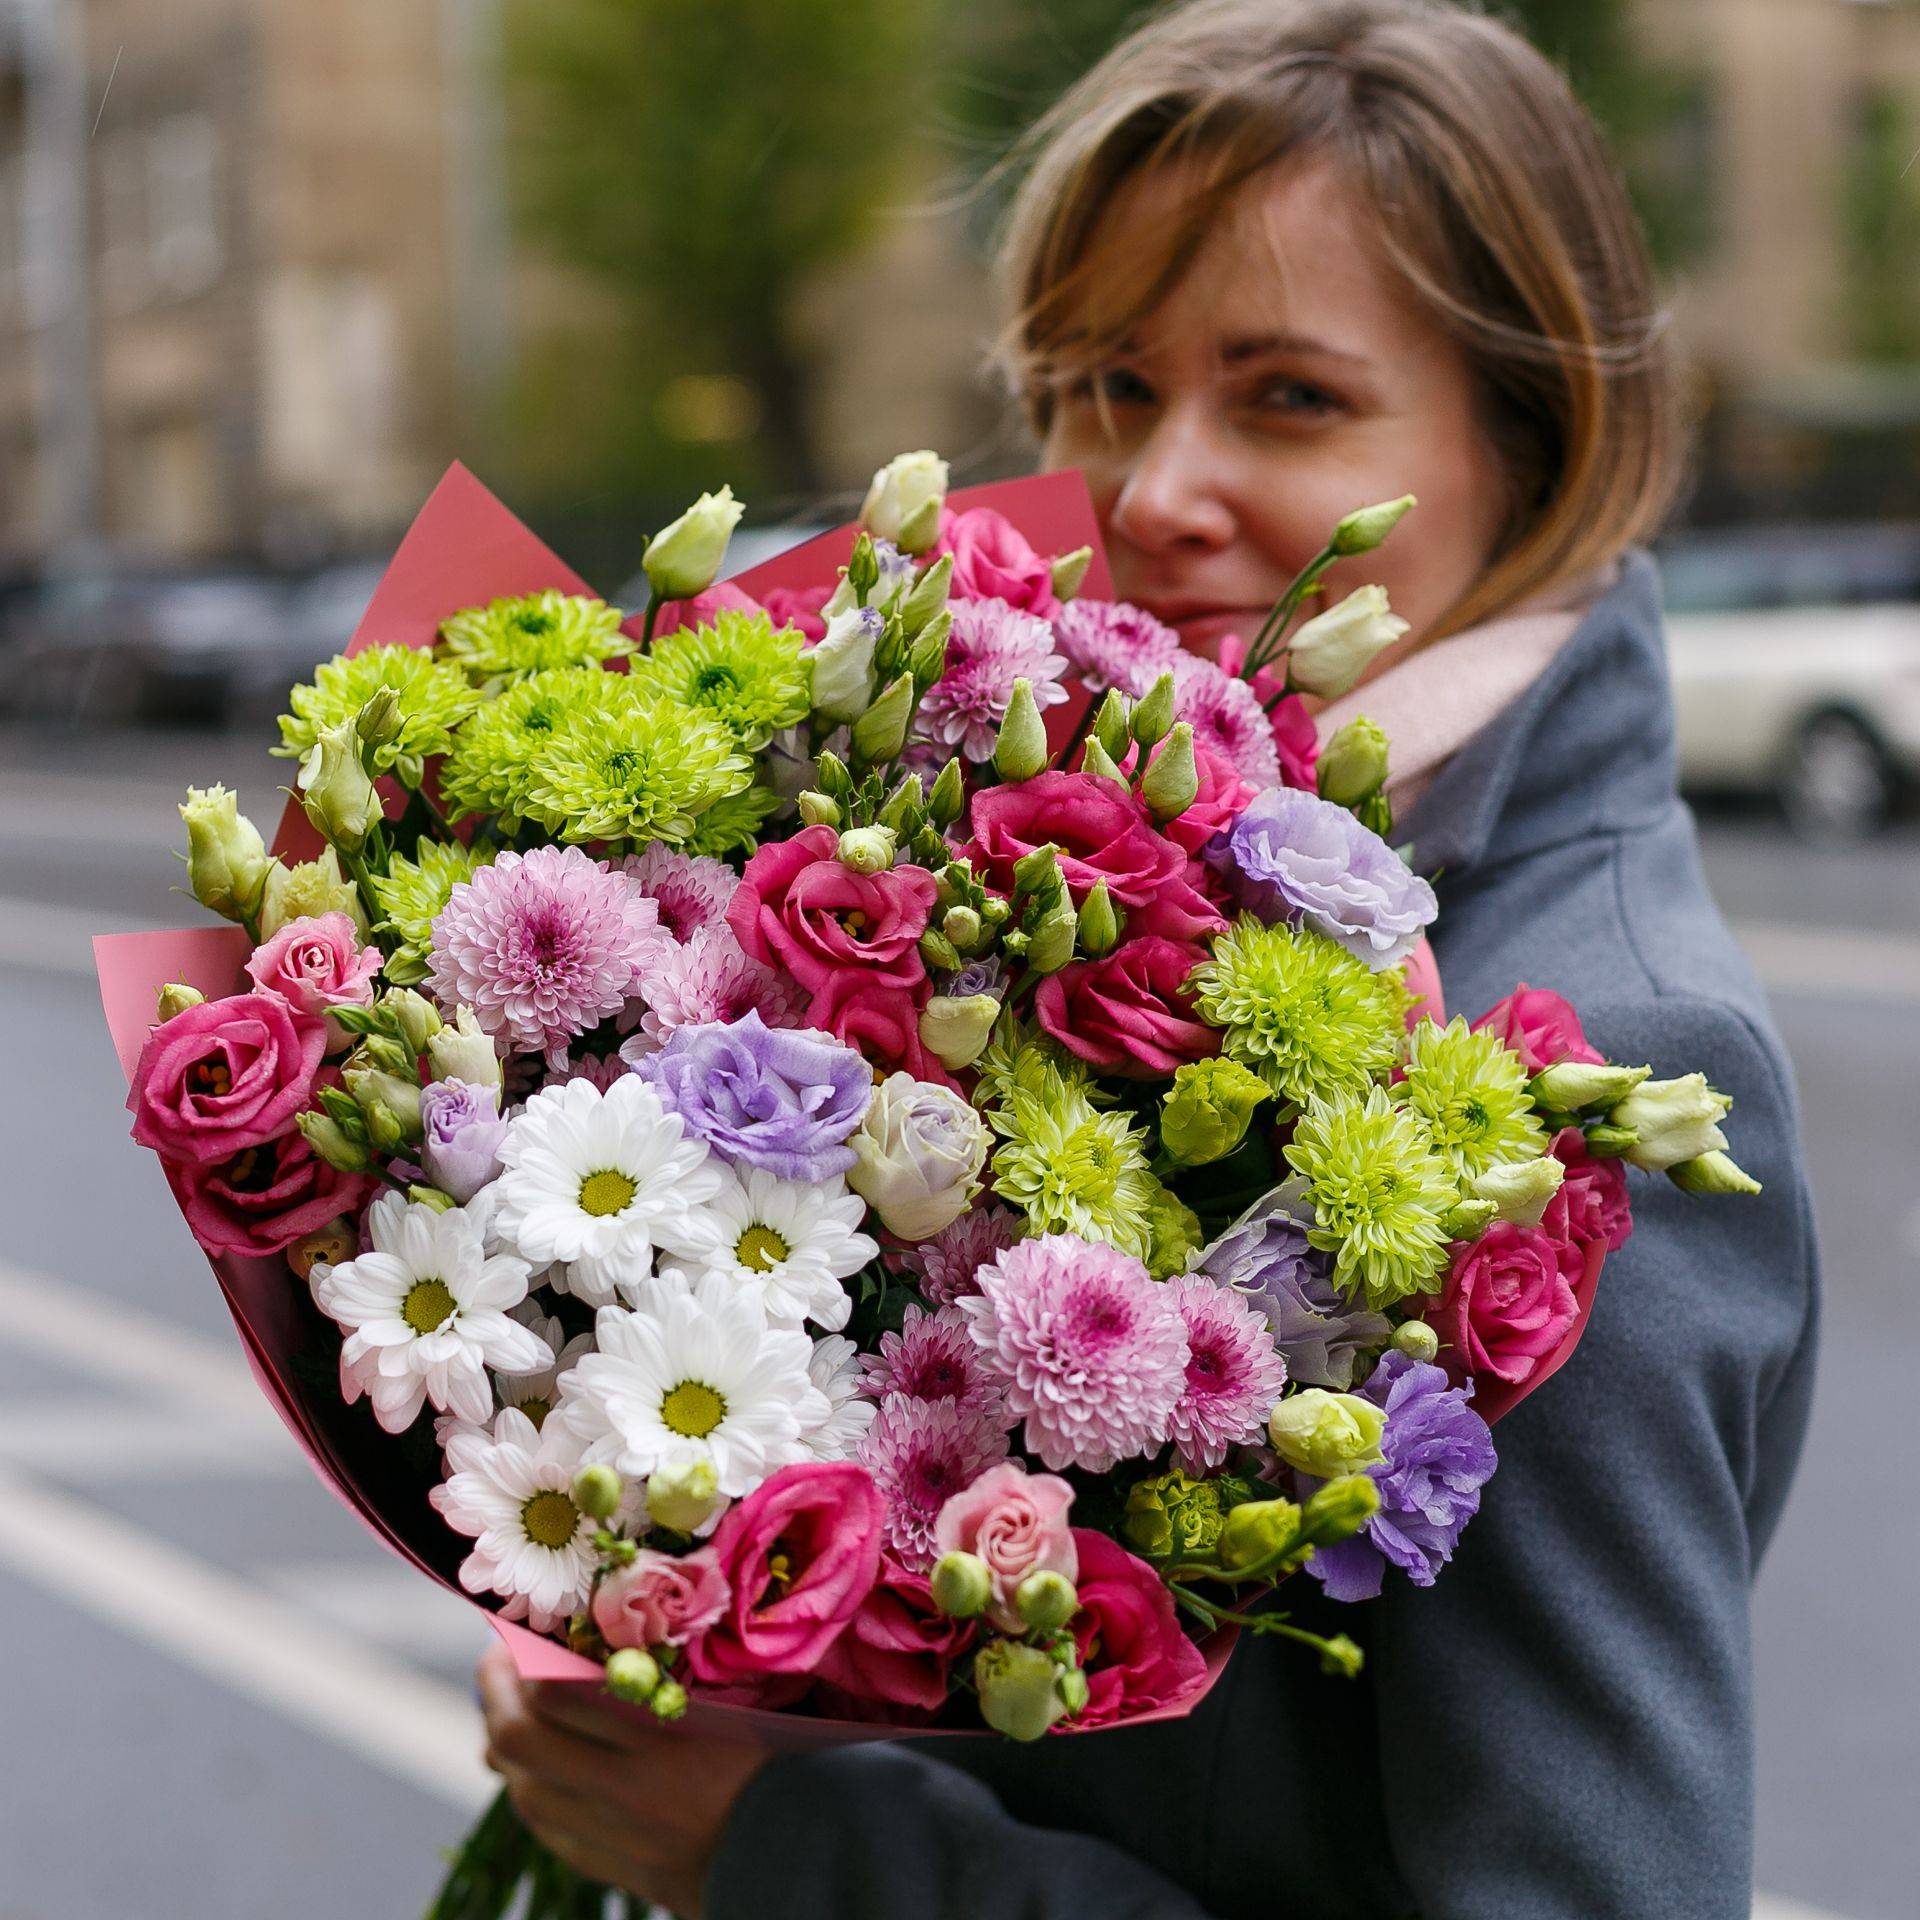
[1162,607,1269,661]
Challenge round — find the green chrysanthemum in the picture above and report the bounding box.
[1188,917,1408,1107]
[277,644,480,774]
[1142,1177,1204,1279]
[370,838,493,985]
[988,1068,1158,1259]
[438,668,622,826]
[628,611,811,751]
[438,591,629,686]
[1284,1085,1459,1308]
[521,698,752,847]
[685,783,782,857]
[1395,1015,1547,1191]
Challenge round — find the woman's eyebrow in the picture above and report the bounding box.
[1218,331,1373,369]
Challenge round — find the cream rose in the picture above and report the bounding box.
[846,1072,987,1241]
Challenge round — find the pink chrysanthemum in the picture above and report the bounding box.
[916,597,1069,761]
[858,1396,1011,1572]
[960,1234,1189,1474]
[858,1305,1008,1420]
[544,1052,632,1093]
[1164,652,1283,791]
[1164,1277,1290,1473]
[617,925,808,1058]
[616,844,738,945]
[893,1203,1022,1306]
[429,845,664,1065]
[1053,598,1182,695]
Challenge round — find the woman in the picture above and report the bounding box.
[478,4,1820,1914]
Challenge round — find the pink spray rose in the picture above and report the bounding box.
[1067,1529,1210,1729]
[164,1127,373,1258]
[932,506,1060,619]
[1268,691,1321,793]
[593,1547,730,1652]
[1470,983,1603,1072]
[813,1557,976,1717]
[1147,738,1257,857]
[684,1462,883,1686]
[129,992,326,1167]
[962,773,1223,945]
[244,912,382,1052]
[1033,937,1218,1079]
[1548,1126,1634,1254]
[727,825,939,998]
[932,1460,1077,1634]
[1427,1219,1582,1388]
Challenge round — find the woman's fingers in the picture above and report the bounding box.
[524,1676,670,1753]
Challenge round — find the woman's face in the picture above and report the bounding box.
[1041,158,1513,684]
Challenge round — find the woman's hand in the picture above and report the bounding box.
[477,1639,771,1917]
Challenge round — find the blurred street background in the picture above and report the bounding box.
[1,0,1918,1916]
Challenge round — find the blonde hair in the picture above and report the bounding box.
[992,0,1686,634]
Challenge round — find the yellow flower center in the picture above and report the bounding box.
[520,1489,579,1550]
[660,1380,727,1438]
[579,1169,638,1218]
[734,1225,790,1272]
[401,1278,456,1335]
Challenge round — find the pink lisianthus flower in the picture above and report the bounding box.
[1067,1529,1210,1729]
[813,1557,976,1718]
[592,1547,730,1651]
[1547,1127,1634,1254]
[1119,738,1256,858]
[760,581,834,644]
[932,506,1060,618]
[1469,983,1604,1072]
[805,972,956,1090]
[727,825,939,998]
[244,912,382,1053]
[164,1124,373,1258]
[1033,936,1218,1079]
[1425,1220,1581,1388]
[932,1460,1078,1634]
[1268,691,1320,792]
[651,579,762,639]
[129,992,325,1167]
[683,1462,883,1685]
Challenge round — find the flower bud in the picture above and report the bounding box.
[1667,1149,1762,1196]
[179,785,271,925]
[1286,585,1410,699]
[1010,843,1063,905]
[297,1109,373,1173]
[919,929,962,972]
[1317,715,1390,808]
[1317,1634,1365,1679]
[1391,1319,1441,1364]
[407,1185,456,1211]
[1050,544,1094,602]
[1300,1473,1381,1546]
[974,1640,1068,1742]
[259,848,366,941]
[298,720,384,854]
[1608,1073,1733,1172]
[345,1066,423,1140]
[355,687,404,751]
[1092,688,1132,763]
[1023,901,1079,975]
[384,988,443,1056]
[1055,1666,1091,1715]
[1216,1497,1305,1574]
[809,606,883,726]
[1267,1389,1387,1478]
[925,757,965,831]
[1529,1060,1649,1112]
[1013,1570,1079,1633]
[649,1677,689,1721]
[604,1648,661,1704]
[1329,493,1416,556]
[646,1457,720,1533]
[155,982,206,1022]
[1078,736,1126,785]
[796,790,841,829]
[942,904,982,950]
[1440,1197,1498,1242]
[899,552,955,638]
[1130,671,1175,749]
[1158,1057,1269,1167]
[860,450,949,549]
[572,1464,624,1521]
[993,677,1049,783]
[426,1005,502,1100]
[929,1549,993,1619]
[1075,880,1121,958]
[907,618,951,690]
[1140,723,1198,822]
[836,825,898,875]
[919,993,1002,1071]
[643,485,742,602]
[852,673,915,764]
[1584,1123,1639,1159]
[1470,1154,1564,1227]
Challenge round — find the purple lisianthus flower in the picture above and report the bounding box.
[1213,785,1437,970]
[418,1079,510,1204]
[945,956,1005,1000]
[635,1009,871,1181]
[1303,1351,1497,1603]
[1200,1187,1390,1390]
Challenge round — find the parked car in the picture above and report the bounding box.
[225,561,384,730]
[1659,523,1920,837]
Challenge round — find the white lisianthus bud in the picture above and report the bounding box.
[1285,585,1411,699]
[929,1550,993,1618]
[1391,1319,1440,1364]
[426,1005,503,1102]
[258,847,366,940]
[155,981,206,1022]
[298,720,384,853]
[646,1458,720,1532]
[837,825,898,874]
[1608,1074,1733,1172]
[642,485,743,602]
[1667,1149,1762,1196]
[846,1073,989,1241]
[1329,493,1416,556]
[974,1640,1067,1742]
[1267,1389,1388,1478]
[809,605,883,725]
[179,784,272,924]
[860,450,949,550]
[1469,1153,1565,1228]
[918,993,1001,1071]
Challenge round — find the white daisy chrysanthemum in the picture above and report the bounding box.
[492,1075,724,1307]
[313,1192,549,1434]
[661,1163,877,1332]
[803,1334,877,1461]
[563,1277,827,1497]
[429,1405,642,1632]
[494,1302,595,1428]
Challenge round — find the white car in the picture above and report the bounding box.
[1660,526,1920,836]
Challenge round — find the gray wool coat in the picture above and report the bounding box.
[705,549,1821,1920]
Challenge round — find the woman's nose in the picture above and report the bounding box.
[1107,409,1238,556]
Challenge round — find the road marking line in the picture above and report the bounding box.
[1752,1895,1859,1920]
[0,1459,492,1811]
[265,1560,491,1665]
[0,1402,305,1480]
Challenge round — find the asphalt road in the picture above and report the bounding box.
[0,724,1914,1920]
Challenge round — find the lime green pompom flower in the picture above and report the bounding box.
[685,783,782,857]
[1159,1056,1271,1167]
[1395,1015,1546,1191]
[628,610,811,752]
[988,1067,1158,1261]
[438,668,623,827]
[437,591,629,687]
[1141,1177,1204,1279]
[370,839,492,985]
[1284,1084,1458,1308]
[1121,1470,1231,1565]
[277,644,479,779]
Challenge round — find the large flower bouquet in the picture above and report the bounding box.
[99,454,1758,1918]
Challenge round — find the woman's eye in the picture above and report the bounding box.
[1255,377,1341,418]
[1086,367,1155,407]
